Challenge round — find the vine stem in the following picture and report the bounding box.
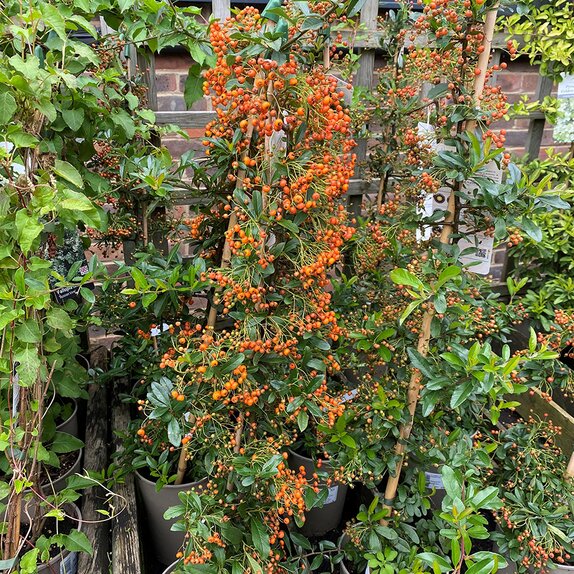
[381,6,499,515]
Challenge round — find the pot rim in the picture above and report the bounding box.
[134,468,208,490]
[55,398,78,432]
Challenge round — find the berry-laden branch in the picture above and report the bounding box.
[382,5,500,514]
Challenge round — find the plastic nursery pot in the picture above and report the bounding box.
[10,502,83,574]
[548,565,574,573]
[163,561,181,574]
[136,471,208,566]
[340,561,370,574]
[288,450,348,537]
[41,448,83,495]
[55,398,79,439]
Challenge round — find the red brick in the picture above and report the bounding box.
[155,53,192,71]
[163,136,205,159]
[497,71,523,93]
[504,129,528,149]
[157,95,186,112]
[520,74,540,94]
[155,73,177,93]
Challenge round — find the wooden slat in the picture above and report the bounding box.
[78,347,110,574]
[211,0,231,21]
[525,73,554,159]
[111,388,143,574]
[511,388,574,459]
[155,111,216,128]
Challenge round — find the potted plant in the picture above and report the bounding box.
[489,418,574,573]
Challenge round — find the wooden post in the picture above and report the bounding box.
[382,7,500,512]
[78,347,110,574]
[111,387,143,573]
[349,0,378,217]
[211,0,231,22]
[525,73,553,159]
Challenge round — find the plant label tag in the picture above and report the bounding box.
[458,230,494,275]
[340,388,358,403]
[417,122,437,150]
[557,74,574,99]
[425,471,444,490]
[60,551,78,573]
[325,486,339,505]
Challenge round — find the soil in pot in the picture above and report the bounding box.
[136,470,207,566]
[288,450,348,538]
[40,449,83,495]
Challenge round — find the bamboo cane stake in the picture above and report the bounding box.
[174,119,256,486]
[381,6,499,512]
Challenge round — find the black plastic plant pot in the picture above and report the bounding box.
[135,470,207,566]
[288,450,348,537]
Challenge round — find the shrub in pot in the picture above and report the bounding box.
[488,418,574,573]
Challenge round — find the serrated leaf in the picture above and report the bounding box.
[63,529,93,554]
[15,210,43,253]
[250,518,270,561]
[297,410,309,432]
[46,308,74,332]
[168,418,181,447]
[15,319,41,344]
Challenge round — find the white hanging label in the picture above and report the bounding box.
[425,471,444,490]
[324,486,339,504]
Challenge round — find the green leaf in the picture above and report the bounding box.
[15,319,42,344]
[440,466,461,500]
[15,210,43,253]
[142,292,157,309]
[54,160,83,189]
[41,3,66,40]
[389,268,424,291]
[427,83,449,100]
[46,308,74,332]
[297,410,309,432]
[417,552,451,573]
[130,267,149,290]
[184,64,204,108]
[340,434,357,449]
[465,558,496,574]
[0,92,17,124]
[50,431,83,453]
[450,380,474,408]
[250,517,270,560]
[399,299,423,325]
[470,486,500,509]
[111,109,136,138]
[62,108,85,131]
[520,218,542,242]
[62,529,93,555]
[15,345,41,386]
[436,265,461,289]
[80,287,95,304]
[167,418,181,447]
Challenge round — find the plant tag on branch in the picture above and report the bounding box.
[457,161,502,275]
[554,74,574,143]
[425,471,444,490]
[324,485,339,504]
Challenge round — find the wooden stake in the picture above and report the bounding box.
[206,119,256,329]
[381,6,499,513]
[176,119,257,486]
[566,450,574,478]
